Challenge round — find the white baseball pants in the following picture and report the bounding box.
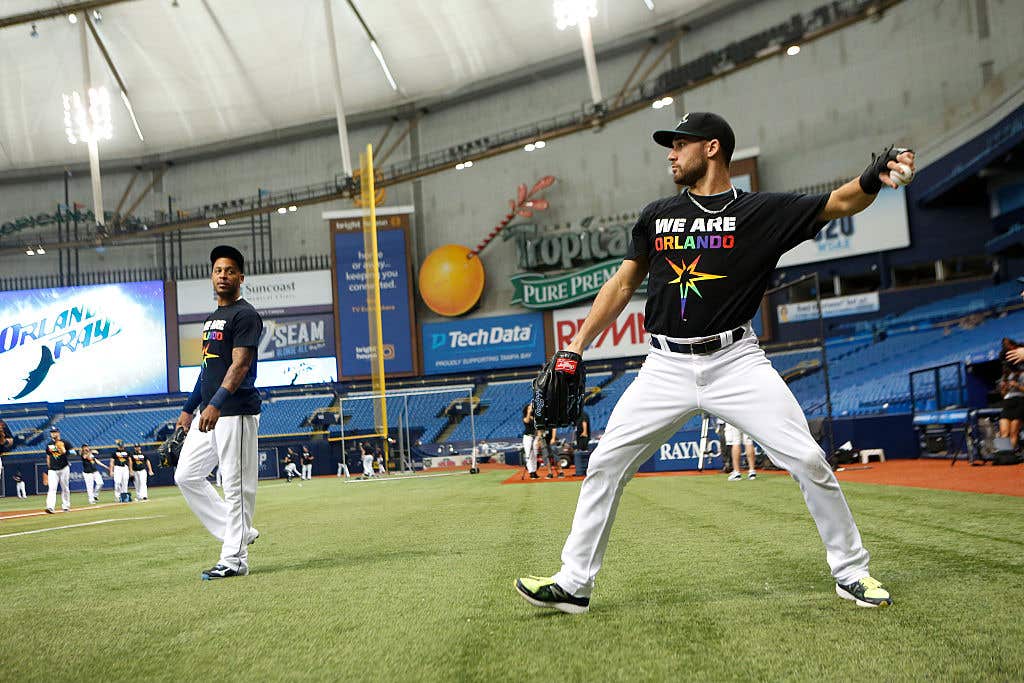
[362,455,375,476]
[133,470,148,499]
[338,463,350,478]
[284,463,299,478]
[84,471,103,501]
[16,481,27,498]
[553,330,870,598]
[113,466,130,499]
[46,466,71,510]
[175,415,260,572]
[723,422,753,447]
[302,463,312,480]
[523,435,537,473]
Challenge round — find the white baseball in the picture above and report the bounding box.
[889,163,914,186]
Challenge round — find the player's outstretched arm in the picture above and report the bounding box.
[820,147,915,221]
[565,256,649,355]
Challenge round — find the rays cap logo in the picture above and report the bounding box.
[653,112,736,163]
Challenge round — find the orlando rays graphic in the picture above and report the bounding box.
[664,255,726,321]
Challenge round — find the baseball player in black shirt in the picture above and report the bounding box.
[300,445,314,480]
[80,444,110,504]
[130,444,154,501]
[45,427,73,513]
[110,440,132,502]
[517,113,914,613]
[13,471,27,499]
[174,246,263,580]
[0,417,12,487]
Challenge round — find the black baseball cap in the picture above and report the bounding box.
[653,112,736,162]
[210,245,245,272]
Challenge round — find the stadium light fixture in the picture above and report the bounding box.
[524,143,535,152]
[25,247,34,256]
[277,207,288,214]
[30,23,38,37]
[208,221,218,229]
[652,96,673,110]
[535,140,546,149]
[217,218,227,225]
[63,88,113,145]
[787,44,801,56]
[643,0,655,10]
[554,0,597,31]
[288,205,297,212]
[36,245,46,255]
[68,13,78,24]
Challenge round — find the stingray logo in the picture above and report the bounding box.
[1,304,122,400]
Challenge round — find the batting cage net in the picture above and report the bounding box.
[337,387,478,474]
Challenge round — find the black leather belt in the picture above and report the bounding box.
[650,326,746,355]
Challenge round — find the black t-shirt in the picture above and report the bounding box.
[302,452,314,464]
[46,440,71,470]
[130,452,148,471]
[626,189,829,337]
[199,298,263,416]
[13,473,22,483]
[113,450,130,467]
[522,404,535,436]
[0,419,11,453]
[81,452,97,473]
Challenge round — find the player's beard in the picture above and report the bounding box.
[674,155,709,188]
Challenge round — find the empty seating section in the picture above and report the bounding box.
[258,395,335,436]
[789,311,1024,416]
[768,349,821,377]
[448,381,532,442]
[880,281,1020,328]
[52,407,181,447]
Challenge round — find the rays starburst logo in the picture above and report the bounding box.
[665,255,726,321]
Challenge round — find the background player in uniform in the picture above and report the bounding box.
[110,440,131,502]
[723,422,757,481]
[173,245,263,580]
[80,444,110,504]
[45,427,73,513]
[360,442,375,479]
[522,403,538,479]
[516,113,914,613]
[575,411,591,455]
[13,471,27,499]
[130,445,154,501]
[283,451,300,483]
[301,445,314,480]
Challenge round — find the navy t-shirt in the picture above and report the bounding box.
[625,189,829,337]
[199,298,262,416]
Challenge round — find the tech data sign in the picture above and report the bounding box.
[552,299,648,361]
[421,313,546,375]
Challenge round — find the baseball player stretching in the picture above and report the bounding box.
[174,245,263,581]
[80,445,110,504]
[110,440,131,502]
[516,113,914,613]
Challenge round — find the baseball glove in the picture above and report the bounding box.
[158,426,186,468]
[532,350,586,429]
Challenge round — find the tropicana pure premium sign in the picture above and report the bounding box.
[508,217,641,310]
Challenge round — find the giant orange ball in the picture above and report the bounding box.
[418,244,485,317]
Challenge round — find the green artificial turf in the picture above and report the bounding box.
[0,470,1021,682]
